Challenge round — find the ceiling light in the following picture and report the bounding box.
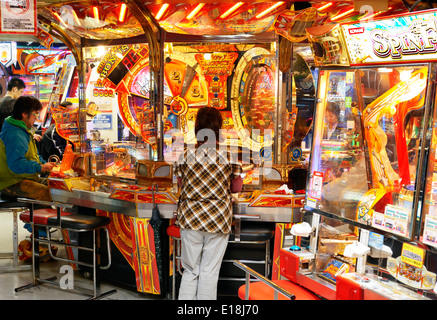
[93,6,99,20]
[317,2,333,11]
[53,12,68,28]
[360,7,392,21]
[156,3,169,20]
[119,3,127,23]
[72,9,81,26]
[331,8,354,21]
[220,2,244,19]
[256,2,285,19]
[187,3,205,20]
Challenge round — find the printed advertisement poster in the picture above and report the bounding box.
[309,171,323,200]
[0,0,36,35]
[342,10,437,65]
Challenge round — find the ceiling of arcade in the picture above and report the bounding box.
[2,0,437,44]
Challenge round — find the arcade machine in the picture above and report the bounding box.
[11,45,74,127]
[36,1,314,297]
[280,9,437,299]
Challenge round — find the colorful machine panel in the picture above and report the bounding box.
[12,48,71,74]
[51,106,80,149]
[97,210,162,294]
[93,44,210,149]
[195,52,238,109]
[98,210,134,268]
[130,217,161,294]
[231,47,276,152]
[88,43,280,162]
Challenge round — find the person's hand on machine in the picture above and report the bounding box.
[41,162,56,172]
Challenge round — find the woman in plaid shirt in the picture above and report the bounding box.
[174,107,243,300]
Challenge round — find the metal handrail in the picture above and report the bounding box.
[17,198,74,209]
[233,260,296,300]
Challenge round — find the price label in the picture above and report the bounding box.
[401,243,424,269]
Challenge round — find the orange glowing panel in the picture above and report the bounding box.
[47,178,70,191]
[220,2,244,19]
[109,189,136,202]
[136,192,177,204]
[195,52,238,109]
[249,195,293,207]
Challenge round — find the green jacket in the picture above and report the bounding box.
[0,116,44,190]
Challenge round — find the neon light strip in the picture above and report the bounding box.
[317,2,333,11]
[256,2,285,19]
[331,8,354,21]
[187,3,205,20]
[119,3,127,23]
[93,6,99,20]
[156,3,169,20]
[72,9,81,25]
[53,12,68,28]
[220,2,244,19]
[360,7,392,21]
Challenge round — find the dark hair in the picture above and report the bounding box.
[326,102,340,118]
[7,78,25,91]
[12,96,42,120]
[195,107,223,144]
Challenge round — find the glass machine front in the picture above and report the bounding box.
[78,42,279,185]
[303,65,433,297]
[307,65,427,240]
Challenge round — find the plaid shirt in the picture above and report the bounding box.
[174,145,242,234]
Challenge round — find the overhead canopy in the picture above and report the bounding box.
[0,0,431,50]
[33,0,423,43]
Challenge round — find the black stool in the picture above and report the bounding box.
[219,216,275,297]
[0,193,31,273]
[14,198,116,300]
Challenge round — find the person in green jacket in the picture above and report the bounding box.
[0,96,55,201]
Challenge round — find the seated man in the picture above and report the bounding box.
[0,96,55,201]
[0,77,26,131]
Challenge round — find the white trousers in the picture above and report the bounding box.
[178,228,229,300]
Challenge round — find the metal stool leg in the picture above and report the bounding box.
[172,236,176,300]
[12,209,18,267]
[88,228,116,300]
[0,207,31,273]
[265,239,270,277]
[169,236,181,300]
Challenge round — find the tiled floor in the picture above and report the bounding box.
[0,209,159,300]
[0,260,158,300]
